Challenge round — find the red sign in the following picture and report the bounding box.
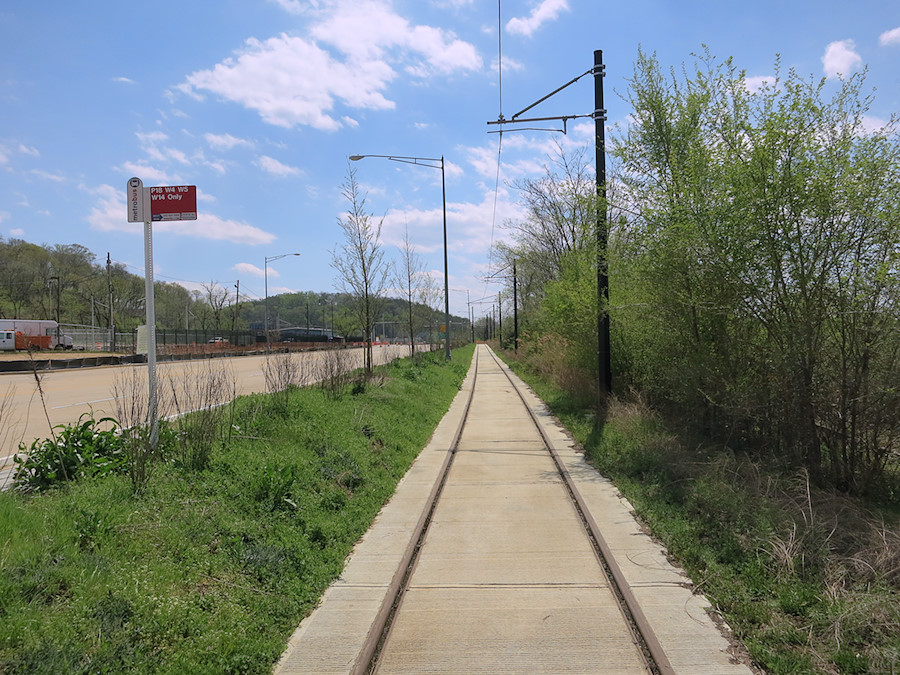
[149,185,197,221]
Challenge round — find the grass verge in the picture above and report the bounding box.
[0,345,473,674]
[501,350,900,675]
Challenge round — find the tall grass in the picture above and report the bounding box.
[502,349,900,675]
[0,345,472,674]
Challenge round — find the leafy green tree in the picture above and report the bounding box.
[613,48,900,490]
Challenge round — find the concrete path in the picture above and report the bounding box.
[275,345,754,674]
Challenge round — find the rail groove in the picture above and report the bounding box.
[355,345,673,673]
[351,348,481,674]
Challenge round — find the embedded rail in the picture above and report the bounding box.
[353,344,674,674]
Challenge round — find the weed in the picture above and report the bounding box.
[166,359,237,471]
[12,412,126,492]
[499,347,900,675]
[0,344,475,673]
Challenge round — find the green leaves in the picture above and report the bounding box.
[13,413,126,492]
[613,48,900,490]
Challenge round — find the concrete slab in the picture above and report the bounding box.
[489,353,755,674]
[378,586,648,674]
[275,346,754,674]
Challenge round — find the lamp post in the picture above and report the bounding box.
[350,154,451,361]
[264,253,300,344]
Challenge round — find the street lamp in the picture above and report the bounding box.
[350,154,451,361]
[265,253,301,344]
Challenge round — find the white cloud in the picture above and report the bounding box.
[180,2,481,131]
[311,1,481,73]
[146,146,190,165]
[87,184,277,246]
[860,114,890,135]
[270,0,313,15]
[256,155,302,177]
[233,262,266,277]
[879,26,900,46]
[506,0,569,37]
[136,131,168,145]
[10,228,24,237]
[490,56,525,74]
[119,162,176,185]
[182,34,393,131]
[204,132,253,150]
[0,211,9,223]
[18,144,39,157]
[822,39,863,79]
[743,75,774,94]
[203,159,228,174]
[113,76,136,84]
[30,169,66,182]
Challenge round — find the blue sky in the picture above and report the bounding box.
[1,1,898,318]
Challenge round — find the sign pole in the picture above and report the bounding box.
[128,177,197,449]
[144,209,158,448]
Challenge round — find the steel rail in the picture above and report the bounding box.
[355,345,675,673]
[351,348,481,675]
[483,346,675,675]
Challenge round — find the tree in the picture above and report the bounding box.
[495,145,602,357]
[0,238,51,318]
[393,226,429,358]
[612,48,900,491]
[330,165,391,374]
[202,281,230,332]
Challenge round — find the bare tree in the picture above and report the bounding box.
[330,165,391,374]
[202,281,230,332]
[393,226,428,358]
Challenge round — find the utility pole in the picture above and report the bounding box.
[513,261,518,353]
[49,275,61,345]
[233,280,240,333]
[107,253,115,351]
[498,291,502,345]
[594,49,611,396]
[488,49,611,395]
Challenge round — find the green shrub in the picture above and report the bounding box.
[13,413,126,492]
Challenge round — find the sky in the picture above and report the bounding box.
[1,1,899,320]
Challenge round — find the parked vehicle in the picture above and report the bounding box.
[0,330,15,351]
[0,319,74,350]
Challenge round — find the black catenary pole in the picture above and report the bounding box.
[594,49,611,396]
[513,261,518,353]
[487,50,610,389]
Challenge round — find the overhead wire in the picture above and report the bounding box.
[483,0,507,311]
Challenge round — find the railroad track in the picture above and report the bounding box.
[354,345,669,674]
[276,344,751,674]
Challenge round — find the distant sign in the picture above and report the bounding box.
[127,177,145,222]
[149,185,197,221]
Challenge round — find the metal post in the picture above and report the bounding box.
[498,291,502,345]
[144,215,158,448]
[264,260,269,345]
[594,49,611,396]
[441,158,451,360]
[107,252,115,351]
[513,261,518,353]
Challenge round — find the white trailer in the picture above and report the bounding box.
[0,330,15,351]
[0,319,73,350]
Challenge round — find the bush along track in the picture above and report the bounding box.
[500,350,900,675]
[0,346,472,674]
